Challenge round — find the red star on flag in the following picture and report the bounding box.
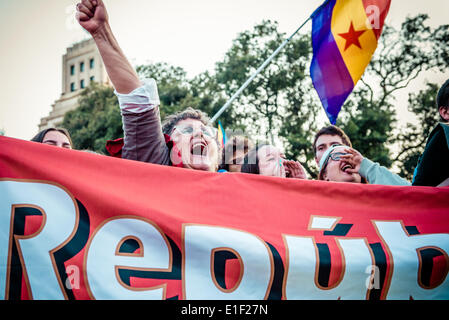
[338,22,366,51]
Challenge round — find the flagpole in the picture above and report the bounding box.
[210,16,312,124]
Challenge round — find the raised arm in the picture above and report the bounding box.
[76,0,141,94]
[76,0,170,166]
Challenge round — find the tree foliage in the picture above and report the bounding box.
[62,82,122,154]
[136,63,228,126]
[215,21,314,143]
[394,83,441,180]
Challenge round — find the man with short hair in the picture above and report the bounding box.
[313,125,410,186]
[312,125,352,165]
[412,79,449,187]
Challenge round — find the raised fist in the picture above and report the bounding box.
[75,0,108,35]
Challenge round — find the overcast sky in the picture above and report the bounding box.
[0,0,448,141]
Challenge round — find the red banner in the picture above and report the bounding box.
[1,136,448,300]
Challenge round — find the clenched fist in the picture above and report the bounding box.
[75,0,109,35]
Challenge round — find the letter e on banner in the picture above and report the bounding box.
[85,217,171,299]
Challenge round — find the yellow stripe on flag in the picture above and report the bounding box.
[331,0,378,84]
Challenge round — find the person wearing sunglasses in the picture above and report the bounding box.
[162,109,220,171]
[318,145,365,183]
[319,144,414,186]
[76,0,219,172]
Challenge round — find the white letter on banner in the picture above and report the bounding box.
[86,217,171,300]
[374,221,449,299]
[284,236,372,299]
[184,225,273,299]
[0,181,78,300]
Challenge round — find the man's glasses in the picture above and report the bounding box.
[328,152,349,161]
[173,124,217,138]
[321,152,349,173]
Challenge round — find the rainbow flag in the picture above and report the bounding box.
[217,120,227,148]
[310,0,391,124]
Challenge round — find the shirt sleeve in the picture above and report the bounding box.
[114,78,160,113]
[115,78,171,166]
[359,158,411,186]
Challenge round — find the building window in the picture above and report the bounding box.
[90,58,95,69]
[80,62,85,72]
[70,65,75,76]
[90,76,95,83]
[70,82,75,92]
[80,79,85,89]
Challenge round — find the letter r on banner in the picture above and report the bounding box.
[0,181,78,300]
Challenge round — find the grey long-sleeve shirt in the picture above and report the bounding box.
[114,78,171,165]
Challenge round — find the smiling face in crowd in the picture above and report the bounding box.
[170,118,219,172]
[321,146,361,183]
[42,130,72,149]
[314,134,344,165]
[257,145,286,178]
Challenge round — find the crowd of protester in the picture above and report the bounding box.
[31,0,449,188]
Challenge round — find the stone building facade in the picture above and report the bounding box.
[38,38,110,130]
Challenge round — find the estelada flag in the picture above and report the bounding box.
[310,0,391,124]
[1,136,449,300]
